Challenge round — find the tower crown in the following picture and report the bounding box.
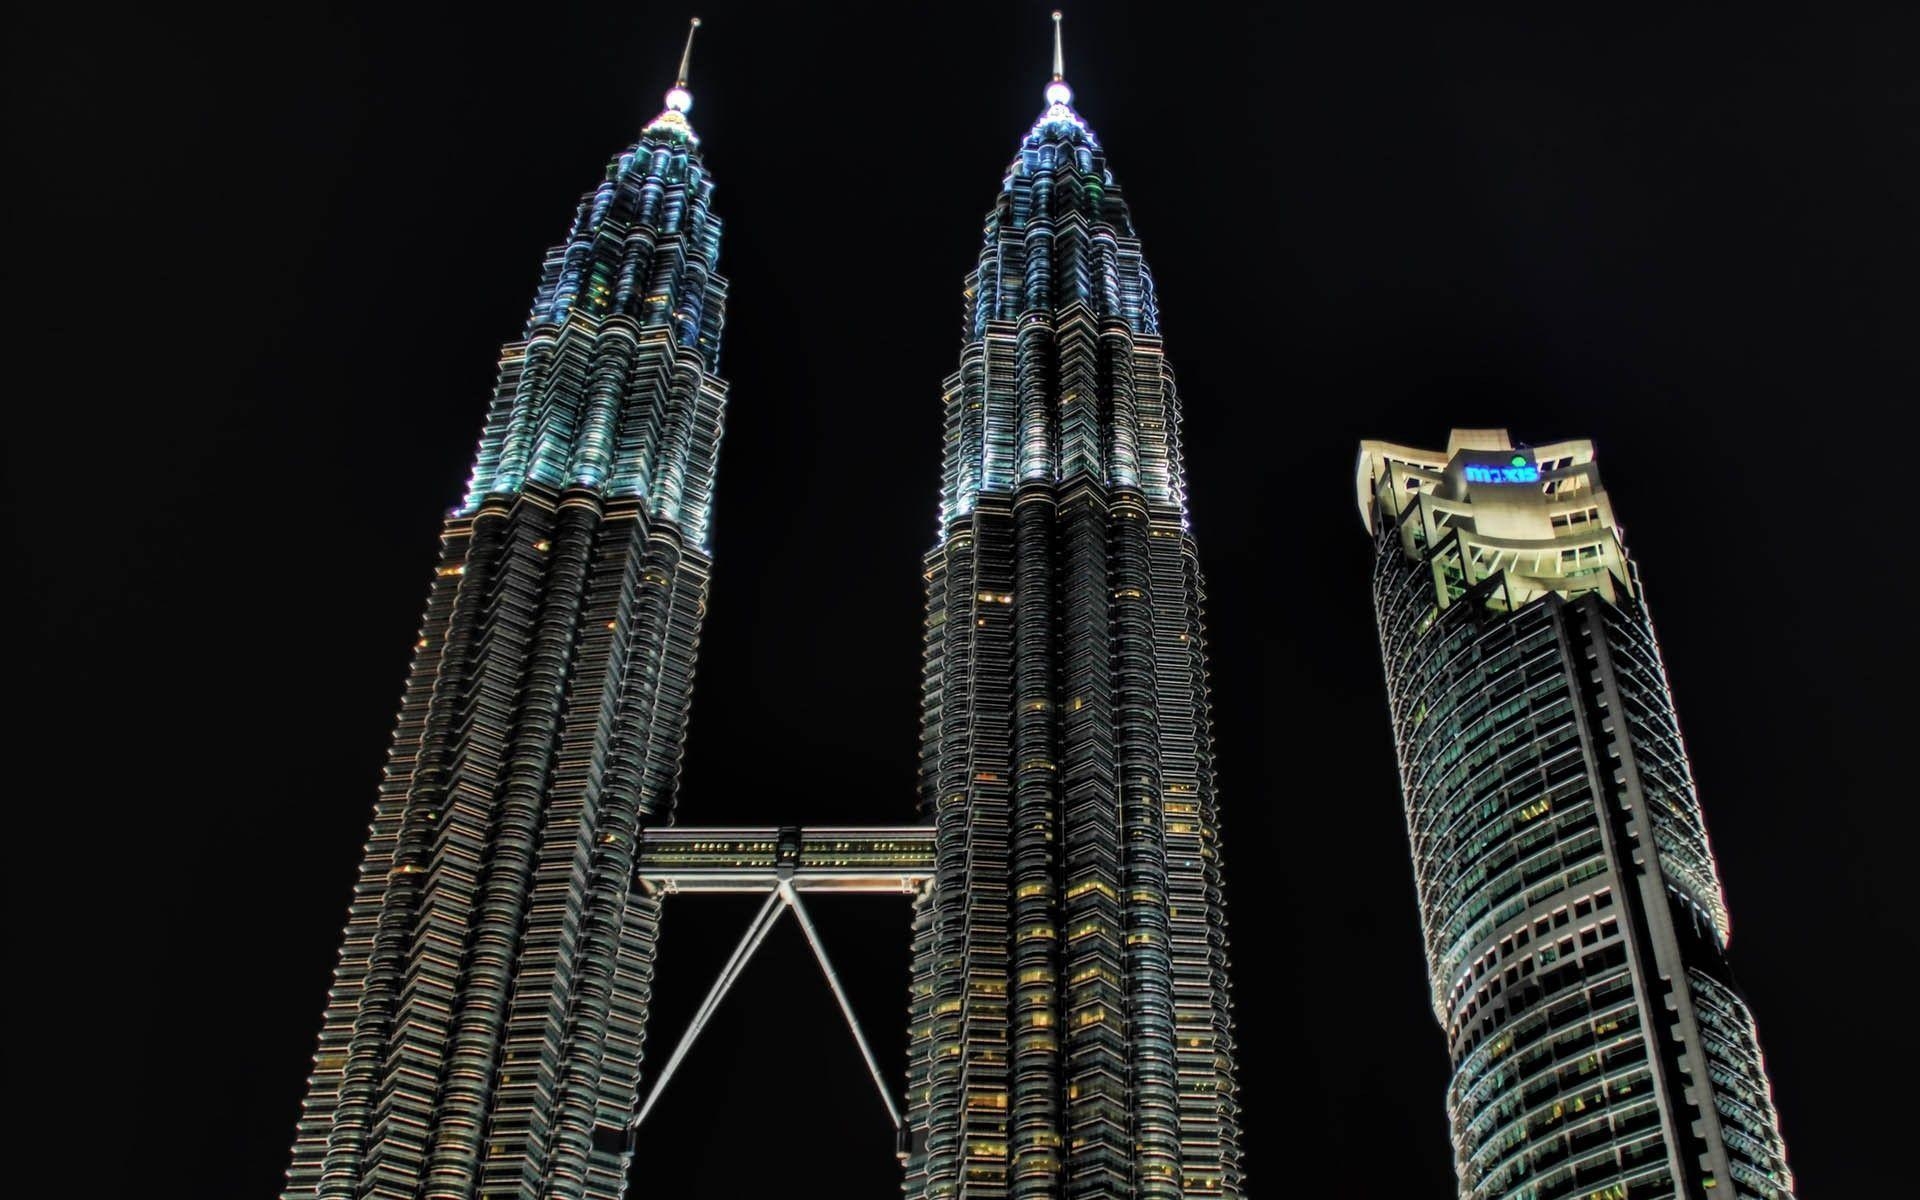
[939,9,1176,527]
[460,15,729,546]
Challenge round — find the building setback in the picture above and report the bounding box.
[903,17,1244,1199]
[284,25,727,1200]
[1356,429,1793,1199]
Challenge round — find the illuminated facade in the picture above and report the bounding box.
[904,16,1243,1199]
[284,24,727,1200]
[1357,430,1793,1200]
[287,15,1248,1200]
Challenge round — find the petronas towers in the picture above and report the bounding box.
[286,15,1243,1200]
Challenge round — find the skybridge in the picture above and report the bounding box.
[628,824,937,1142]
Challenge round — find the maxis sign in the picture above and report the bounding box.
[1464,456,1540,485]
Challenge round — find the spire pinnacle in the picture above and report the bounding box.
[664,17,700,114]
[677,17,701,87]
[646,17,702,140]
[1045,11,1072,108]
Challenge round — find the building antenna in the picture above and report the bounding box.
[1046,11,1073,107]
[661,17,701,116]
[676,16,701,89]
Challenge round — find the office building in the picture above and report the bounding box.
[1357,429,1793,1199]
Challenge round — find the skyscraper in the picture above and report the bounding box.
[286,13,1248,1199]
[284,22,728,1200]
[904,15,1243,1199]
[1357,429,1793,1199]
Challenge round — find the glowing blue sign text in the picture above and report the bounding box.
[1465,463,1540,485]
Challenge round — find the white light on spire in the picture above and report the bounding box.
[665,18,699,114]
[645,17,702,138]
[1046,11,1071,107]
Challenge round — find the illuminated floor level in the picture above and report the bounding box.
[634,824,936,894]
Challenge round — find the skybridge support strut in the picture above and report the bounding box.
[629,888,784,1131]
[781,880,905,1131]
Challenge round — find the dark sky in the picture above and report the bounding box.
[12,1,1916,1194]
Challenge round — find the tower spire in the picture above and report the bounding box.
[648,17,702,139]
[676,16,700,88]
[1045,11,1072,108]
[664,17,701,113]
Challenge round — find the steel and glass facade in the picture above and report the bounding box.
[904,53,1243,1200]
[284,69,727,1200]
[1358,430,1792,1200]
[286,18,1251,1200]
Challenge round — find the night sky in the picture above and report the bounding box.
[14,2,1915,1194]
